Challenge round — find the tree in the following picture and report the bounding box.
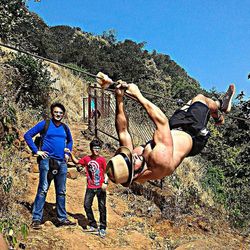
[102,29,117,44]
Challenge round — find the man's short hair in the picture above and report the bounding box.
[90,139,101,149]
[50,102,66,114]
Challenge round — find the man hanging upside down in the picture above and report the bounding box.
[103,77,235,187]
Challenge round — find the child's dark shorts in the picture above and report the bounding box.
[169,101,211,156]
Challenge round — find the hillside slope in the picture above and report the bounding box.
[0,44,249,249]
[1,2,249,247]
[19,122,249,250]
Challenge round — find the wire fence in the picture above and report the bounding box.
[87,85,156,148]
[86,86,169,189]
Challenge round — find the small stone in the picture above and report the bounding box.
[67,162,76,168]
[67,169,78,179]
[43,221,54,227]
[31,164,39,173]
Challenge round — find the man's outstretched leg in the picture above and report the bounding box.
[190,84,235,125]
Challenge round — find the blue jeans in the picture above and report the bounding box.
[32,158,68,222]
[84,188,107,229]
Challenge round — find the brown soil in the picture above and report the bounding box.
[20,123,249,250]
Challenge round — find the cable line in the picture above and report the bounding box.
[0,43,249,124]
[0,42,99,79]
[0,43,167,99]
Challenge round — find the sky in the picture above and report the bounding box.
[27,0,250,98]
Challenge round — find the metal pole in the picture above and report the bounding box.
[101,89,104,115]
[94,84,98,138]
[88,85,92,128]
[108,94,111,117]
[82,97,85,122]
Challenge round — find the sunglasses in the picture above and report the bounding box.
[53,111,64,115]
[92,146,101,150]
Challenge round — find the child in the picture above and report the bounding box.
[65,139,108,238]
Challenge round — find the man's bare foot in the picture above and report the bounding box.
[96,72,113,89]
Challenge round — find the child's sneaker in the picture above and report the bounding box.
[84,226,98,234]
[99,229,106,238]
[219,84,236,113]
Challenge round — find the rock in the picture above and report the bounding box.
[43,221,54,227]
[75,151,85,158]
[22,151,31,160]
[31,164,39,173]
[30,157,38,164]
[76,145,85,151]
[67,169,78,179]
[13,139,21,149]
[24,163,31,171]
[196,218,211,232]
[67,162,76,168]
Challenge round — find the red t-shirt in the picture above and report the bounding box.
[78,155,107,189]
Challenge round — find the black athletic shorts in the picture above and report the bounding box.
[169,101,211,156]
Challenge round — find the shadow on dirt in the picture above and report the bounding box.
[67,212,88,229]
[21,201,88,228]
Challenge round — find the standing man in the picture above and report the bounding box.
[24,102,76,229]
[65,139,108,238]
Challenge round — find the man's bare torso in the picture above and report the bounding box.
[134,130,193,181]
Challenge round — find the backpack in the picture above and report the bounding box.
[34,119,70,151]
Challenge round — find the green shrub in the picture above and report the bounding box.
[0,79,18,147]
[202,166,226,204]
[6,53,55,110]
[0,219,28,248]
[201,97,250,228]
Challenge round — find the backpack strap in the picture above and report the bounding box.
[62,123,70,143]
[40,119,50,148]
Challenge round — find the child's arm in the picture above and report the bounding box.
[64,148,79,164]
[101,158,109,191]
[104,173,109,184]
[101,174,109,191]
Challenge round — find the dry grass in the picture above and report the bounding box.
[47,64,89,123]
[0,149,29,244]
[0,46,16,63]
[175,158,215,207]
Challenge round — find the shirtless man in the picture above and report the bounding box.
[106,81,235,187]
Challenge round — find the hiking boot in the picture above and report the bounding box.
[219,84,235,113]
[58,219,76,227]
[99,229,106,238]
[31,220,42,230]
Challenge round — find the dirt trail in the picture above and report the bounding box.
[22,123,156,250]
[21,122,249,250]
